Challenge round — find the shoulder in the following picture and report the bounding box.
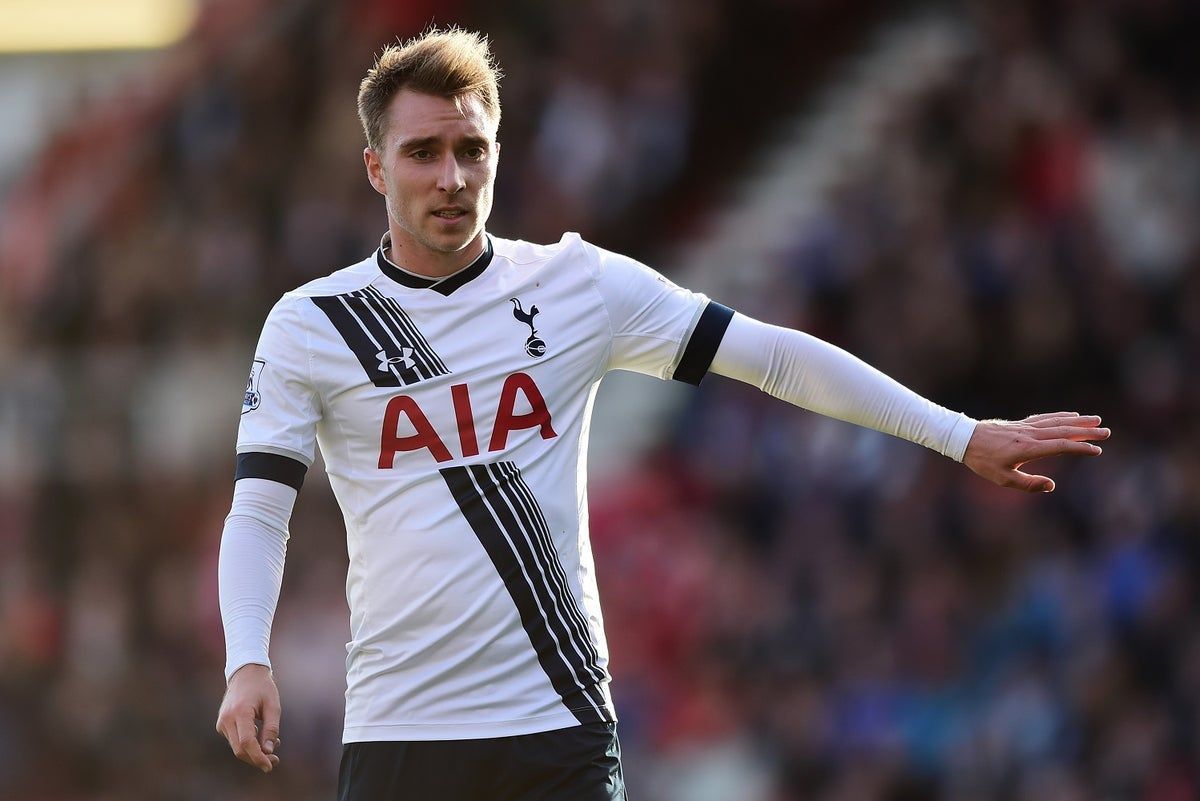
[283,255,380,300]
[256,257,379,334]
[490,231,596,271]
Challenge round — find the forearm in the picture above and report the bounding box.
[218,477,296,682]
[709,313,977,460]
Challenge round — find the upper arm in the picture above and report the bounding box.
[236,296,322,488]
[588,242,733,384]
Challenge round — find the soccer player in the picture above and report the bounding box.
[215,27,1109,801]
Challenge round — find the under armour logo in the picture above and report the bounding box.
[510,298,547,358]
[377,348,415,373]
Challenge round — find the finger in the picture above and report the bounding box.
[1027,425,1111,441]
[234,715,272,772]
[228,714,250,758]
[1027,415,1102,428]
[1024,439,1103,460]
[218,713,240,750]
[260,697,281,756]
[1021,412,1079,423]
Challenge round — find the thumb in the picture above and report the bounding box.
[1009,470,1055,493]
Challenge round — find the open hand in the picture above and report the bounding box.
[963,412,1110,493]
[216,663,282,773]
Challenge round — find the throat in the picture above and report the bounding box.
[384,234,486,279]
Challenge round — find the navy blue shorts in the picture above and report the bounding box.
[337,722,628,801]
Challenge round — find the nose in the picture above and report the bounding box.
[438,156,466,195]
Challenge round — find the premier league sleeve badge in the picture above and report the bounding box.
[243,359,266,413]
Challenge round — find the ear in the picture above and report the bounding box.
[364,147,387,196]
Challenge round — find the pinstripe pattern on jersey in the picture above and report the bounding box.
[311,289,449,387]
[359,286,449,373]
[441,461,613,724]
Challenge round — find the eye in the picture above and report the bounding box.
[464,146,486,160]
[411,150,434,161]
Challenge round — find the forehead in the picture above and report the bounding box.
[382,89,496,147]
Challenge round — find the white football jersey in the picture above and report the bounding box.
[236,232,732,742]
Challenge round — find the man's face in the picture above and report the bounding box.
[365,89,499,260]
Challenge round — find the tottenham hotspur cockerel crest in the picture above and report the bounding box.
[510,298,546,358]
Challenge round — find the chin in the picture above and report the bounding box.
[429,229,479,254]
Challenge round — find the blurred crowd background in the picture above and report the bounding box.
[1,0,1198,799]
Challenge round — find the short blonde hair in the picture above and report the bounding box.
[357,27,502,152]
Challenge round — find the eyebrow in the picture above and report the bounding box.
[398,135,491,151]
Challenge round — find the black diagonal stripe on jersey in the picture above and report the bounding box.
[470,463,612,720]
[311,295,403,387]
[342,292,437,382]
[441,464,610,724]
[458,463,611,722]
[311,291,448,387]
[494,462,608,687]
[363,286,450,374]
[350,288,444,380]
[486,462,607,692]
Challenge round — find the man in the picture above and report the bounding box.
[215,27,1108,801]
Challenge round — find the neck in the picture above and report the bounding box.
[386,228,487,278]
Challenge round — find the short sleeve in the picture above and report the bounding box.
[587,241,733,384]
[236,296,322,471]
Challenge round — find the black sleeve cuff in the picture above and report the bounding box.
[673,302,735,386]
[235,452,308,491]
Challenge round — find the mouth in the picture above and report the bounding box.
[432,207,470,221]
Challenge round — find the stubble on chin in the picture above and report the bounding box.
[385,195,486,257]
[425,218,481,255]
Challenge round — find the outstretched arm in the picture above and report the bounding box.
[708,312,1108,491]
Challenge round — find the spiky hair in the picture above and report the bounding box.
[357,27,502,151]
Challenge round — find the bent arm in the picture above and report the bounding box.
[218,477,296,682]
[709,312,977,460]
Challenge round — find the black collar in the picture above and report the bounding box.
[375,234,493,296]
